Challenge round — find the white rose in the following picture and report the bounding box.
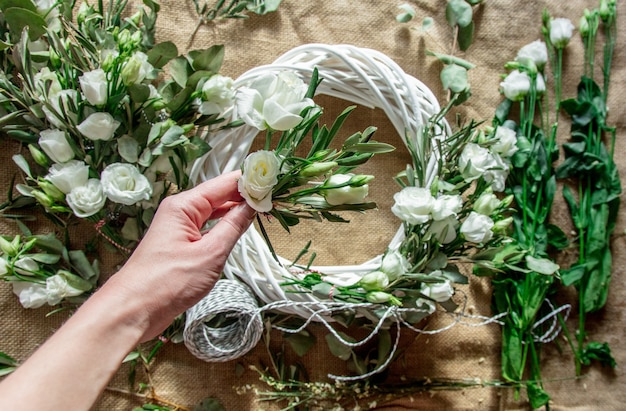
[483,153,509,192]
[66,179,107,218]
[492,126,518,158]
[473,190,501,215]
[500,70,531,101]
[43,89,78,128]
[12,281,48,309]
[459,143,498,181]
[380,249,410,281]
[236,71,315,131]
[77,112,120,141]
[420,274,454,302]
[516,40,548,69]
[198,74,235,115]
[550,18,575,48]
[461,211,495,243]
[358,271,390,291]
[121,51,153,85]
[45,271,90,305]
[14,257,39,276]
[34,67,61,98]
[431,194,463,221]
[323,174,369,206]
[38,129,74,163]
[535,73,547,94]
[428,216,458,244]
[391,187,434,225]
[46,160,90,194]
[101,163,153,206]
[79,68,108,106]
[238,150,280,212]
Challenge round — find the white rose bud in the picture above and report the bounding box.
[121,51,153,85]
[380,249,410,281]
[391,187,435,225]
[238,150,280,212]
[77,112,120,141]
[365,291,402,306]
[38,129,74,163]
[461,211,495,243]
[46,160,90,194]
[516,40,548,69]
[431,194,463,221]
[550,18,575,49]
[79,68,108,106]
[359,271,390,291]
[14,257,39,276]
[323,174,370,206]
[198,74,235,115]
[420,274,454,302]
[459,143,498,181]
[236,71,315,131]
[483,152,509,192]
[492,126,518,158]
[101,163,153,206]
[473,190,501,215]
[45,270,91,305]
[500,70,531,101]
[66,179,107,218]
[12,281,48,309]
[43,89,78,128]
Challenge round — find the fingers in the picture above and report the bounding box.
[200,202,256,265]
[177,171,244,228]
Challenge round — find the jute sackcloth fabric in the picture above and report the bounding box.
[1,1,625,409]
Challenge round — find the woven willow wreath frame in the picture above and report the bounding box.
[184,44,451,363]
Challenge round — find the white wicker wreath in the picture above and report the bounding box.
[184,43,449,364]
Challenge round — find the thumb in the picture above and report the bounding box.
[199,202,257,262]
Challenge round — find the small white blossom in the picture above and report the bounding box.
[77,112,120,141]
[500,70,531,101]
[38,129,74,163]
[323,174,369,206]
[66,179,107,218]
[516,40,548,69]
[359,271,390,291]
[12,281,48,309]
[431,194,463,221]
[101,163,153,206]
[238,150,281,212]
[550,18,575,48]
[492,126,518,158]
[79,68,108,106]
[198,74,235,115]
[45,271,88,305]
[420,273,454,302]
[46,160,90,194]
[43,89,78,128]
[473,190,501,215]
[121,51,153,85]
[459,143,498,181]
[391,187,434,225]
[380,249,410,281]
[461,211,495,243]
[428,216,458,244]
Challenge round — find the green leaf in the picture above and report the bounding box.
[69,250,98,281]
[421,17,434,31]
[446,0,473,28]
[325,331,355,361]
[0,351,18,367]
[168,57,190,88]
[440,64,469,93]
[527,381,551,409]
[581,341,616,368]
[147,41,178,69]
[29,252,60,264]
[457,20,474,51]
[284,329,316,357]
[188,45,224,73]
[560,264,585,287]
[345,142,395,154]
[4,8,47,40]
[128,84,151,104]
[546,223,568,250]
[426,50,476,69]
[396,4,415,23]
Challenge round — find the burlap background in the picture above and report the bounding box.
[1,1,625,409]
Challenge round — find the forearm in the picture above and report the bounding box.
[0,274,147,410]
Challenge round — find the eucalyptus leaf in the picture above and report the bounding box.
[5,8,47,40]
[525,255,559,275]
[396,4,415,23]
[284,329,316,357]
[188,45,224,73]
[28,252,60,264]
[457,20,474,51]
[445,0,473,28]
[441,64,468,93]
[69,250,98,281]
[168,57,190,88]
[118,135,140,163]
[147,41,178,69]
[325,331,355,361]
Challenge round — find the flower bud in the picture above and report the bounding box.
[348,174,375,187]
[366,291,402,306]
[300,161,338,177]
[38,179,66,202]
[500,194,514,209]
[0,235,19,256]
[492,217,514,235]
[549,18,575,49]
[31,189,56,208]
[359,271,390,291]
[579,14,590,38]
[473,190,500,215]
[28,144,49,167]
[380,249,409,281]
[323,174,369,206]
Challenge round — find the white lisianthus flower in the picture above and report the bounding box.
[34,0,61,32]
[431,194,463,221]
[46,160,90,194]
[34,67,62,98]
[45,271,90,305]
[492,126,518,158]
[12,281,48,309]
[483,153,509,192]
[38,129,74,163]
[0,257,8,276]
[101,163,153,206]
[500,70,531,101]
[428,216,458,244]
[238,150,281,212]
[359,271,390,291]
[66,179,107,218]
[236,71,315,131]
[516,40,548,69]
[391,187,435,225]
[415,297,436,314]
[77,112,120,141]
[420,274,454,302]
[121,51,153,85]
[14,257,39,276]
[323,174,369,205]
[79,68,108,106]
[473,190,501,216]
[43,89,78,128]
[459,143,499,182]
[550,18,575,48]
[198,74,235,115]
[461,211,495,243]
[380,249,410,281]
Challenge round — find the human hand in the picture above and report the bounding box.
[100,171,256,341]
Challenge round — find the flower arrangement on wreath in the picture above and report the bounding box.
[0,0,248,308]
